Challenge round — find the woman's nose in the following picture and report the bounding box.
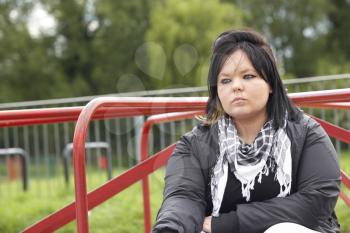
[231,78,243,91]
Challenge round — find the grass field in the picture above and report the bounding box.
[0,152,349,233]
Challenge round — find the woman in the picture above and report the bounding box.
[152,29,341,233]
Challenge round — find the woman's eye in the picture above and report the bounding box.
[243,74,255,80]
[220,78,231,84]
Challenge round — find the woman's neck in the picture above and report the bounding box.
[234,115,268,144]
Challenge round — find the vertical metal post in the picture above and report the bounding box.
[43,124,50,196]
[105,120,113,180]
[115,119,122,167]
[54,123,61,187]
[23,126,30,191]
[33,125,41,196]
[4,127,10,195]
[134,116,144,163]
[159,123,165,150]
[126,118,133,167]
[181,119,186,136]
[170,121,176,144]
[332,83,341,153]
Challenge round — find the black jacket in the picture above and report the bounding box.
[152,114,341,233]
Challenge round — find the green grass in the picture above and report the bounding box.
[338,151,350,233]
[0,169,165,233]
[0,152,349,233]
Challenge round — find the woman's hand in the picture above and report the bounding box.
[202,216,212,233]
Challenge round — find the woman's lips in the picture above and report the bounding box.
[232,97,246,103]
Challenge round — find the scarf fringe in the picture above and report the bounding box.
[211,116,292,216]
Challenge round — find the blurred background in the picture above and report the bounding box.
[0,0,349,102]
[0,0,349,232]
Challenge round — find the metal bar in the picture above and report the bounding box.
[104,120,113,180]
[1,89,349,128]
[342,170,350,189]
[0,148,29,191]
[21,145,175,233]
[290,88,350,104]
[159,123,165,151]
[340,191,350,207]
[4,127,10,195]
[93,121,102,180]
[126,118,133,167]
[33,125,40,196]
[62,142,111,185]
[140,111,203,233]
[71,97,208,233]
[300,102,350,110]
[0,107,206,128]
[43,124,51,196]
[115,119,122,167]
[0,97,207,120]
[1,74,349,110]
[310,116,350,144]
[54,124,61,187]
[0,91,348,232]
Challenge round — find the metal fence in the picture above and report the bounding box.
[0,73,349,197]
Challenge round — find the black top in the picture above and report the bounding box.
[219,163,280,213]
[152,115,341,233]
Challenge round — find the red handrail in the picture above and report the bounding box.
[0,106,206,127]
[1,88,350,126]
[72,97,207,233]
[289,88,350,104]
[22,144,176,233]
[11,89,350,232]
[140,111,204,233]
[305,115,350,206]
[301,102,350,110]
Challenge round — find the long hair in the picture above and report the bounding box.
[205,29,301,129]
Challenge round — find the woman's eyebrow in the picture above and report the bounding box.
[219,68,256,77]
[236,68,256,74]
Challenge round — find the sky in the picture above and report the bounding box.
[27,3,56,37]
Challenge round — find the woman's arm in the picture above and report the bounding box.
[212,121,341,233]
[152,134,207,233]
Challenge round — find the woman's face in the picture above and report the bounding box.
[217,50,271,122]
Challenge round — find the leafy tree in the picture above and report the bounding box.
[0,0,69,102]
[146,0,243,89]
[316,0,350,75]
[40,0,150,95]
[222,0,331,77]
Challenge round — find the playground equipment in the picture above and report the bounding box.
[0,90,349,233]
[0,147,29,191]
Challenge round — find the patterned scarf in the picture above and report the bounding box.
[211,115,292,217]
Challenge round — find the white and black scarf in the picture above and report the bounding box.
[211,115,292,217]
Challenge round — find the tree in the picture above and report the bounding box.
[316,0,350,75]
[145,0,243,89]
[40,0,151,95]
[0,0,70,102]
[222,0,331,77]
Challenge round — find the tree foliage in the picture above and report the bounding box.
[146,0,243,89]
[0,0,349,102]
[224,0,331,77]
[0,0,69,102]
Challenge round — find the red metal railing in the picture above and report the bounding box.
[21,145,175,233]
[137,113,350,233]
[140,111,203,233]
[72,97,208,233]
[2,88,346,232]
[305,116,350,206]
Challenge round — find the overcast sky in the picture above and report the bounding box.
[27,3,56,37]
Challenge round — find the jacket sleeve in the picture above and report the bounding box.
[152,134,206,233]
[213,119,341,233]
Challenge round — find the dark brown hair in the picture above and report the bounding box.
[205,29,300,128]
